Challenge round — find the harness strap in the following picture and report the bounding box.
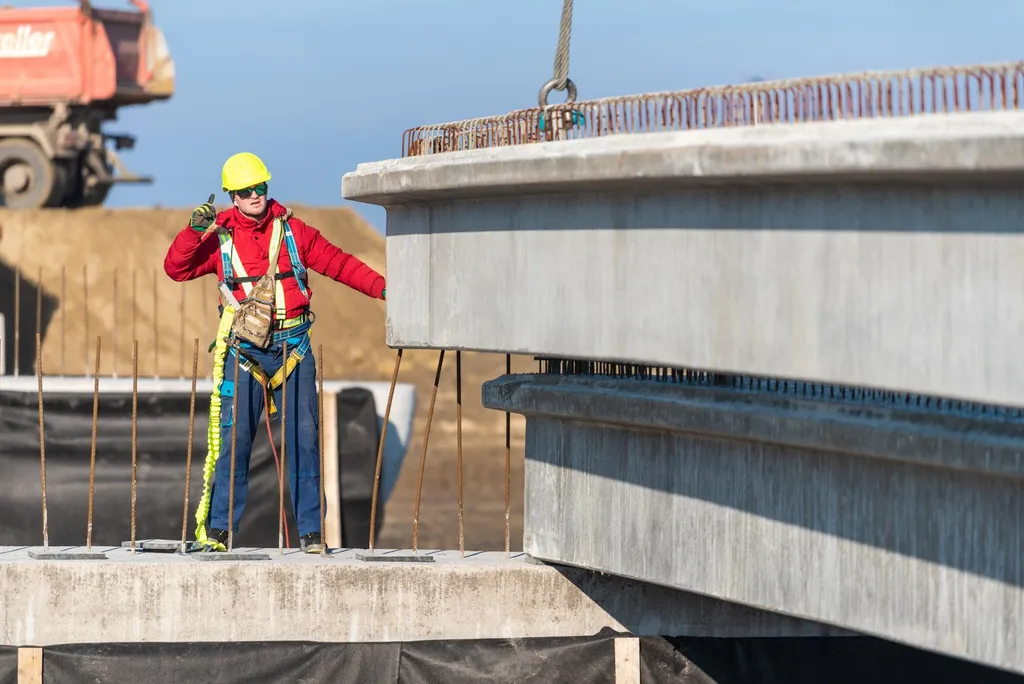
[216,213,309,322]
[225,270,298,286]
[234,332,312,416]
[193,304,236,550]
[282,220,308,297]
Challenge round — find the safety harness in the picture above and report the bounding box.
[193,208,313,548]
[216,214,313,415]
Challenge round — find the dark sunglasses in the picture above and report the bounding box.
[233,182,268,199]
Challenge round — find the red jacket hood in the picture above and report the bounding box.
[215,198,287,233]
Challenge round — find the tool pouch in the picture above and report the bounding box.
[231,274,276,348]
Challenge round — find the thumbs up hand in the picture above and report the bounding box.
[190,194,218,231]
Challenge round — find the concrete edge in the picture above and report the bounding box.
[482,375,1024,480]
[0,546,847,644]
[341,110,1024,205]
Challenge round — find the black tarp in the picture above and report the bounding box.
[11,633,1024,683]
[39,633,620,684]
[0,646,15,684]
[641,636,1024,684]
[27,634,1024,684]
[0,386,382,549]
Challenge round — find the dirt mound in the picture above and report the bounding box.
[0,205,530,550]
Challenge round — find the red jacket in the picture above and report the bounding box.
[163,199,385,320]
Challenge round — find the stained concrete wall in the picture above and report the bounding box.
[0,546,846,645]
[482,374,1024,675]
[343,111,1024,408]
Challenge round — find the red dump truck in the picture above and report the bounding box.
[0,0,173,209]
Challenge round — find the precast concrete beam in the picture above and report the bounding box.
[482,373,1024,675]
[343,110,1024,408]
[0,546,847,646]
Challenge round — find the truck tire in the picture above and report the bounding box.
[80,182,112,207]
[0,139,59,210]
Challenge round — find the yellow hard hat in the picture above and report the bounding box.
[221,152,271,192]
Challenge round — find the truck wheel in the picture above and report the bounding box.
[0,139,58,210]
[47,163,70,208]
[80,182,112,207]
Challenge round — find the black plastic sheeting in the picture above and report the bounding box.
[40,633,620,684]
[0,386,382,549]
[26,633,1024,684]
[0,646,15,684]
[644,636,1024,684]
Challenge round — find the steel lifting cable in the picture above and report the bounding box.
[539,0,578,108]
[552,0,572,91]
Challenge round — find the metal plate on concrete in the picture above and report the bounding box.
[192,550,272,561]
[27,547,107,560]
[121,539,182,553]
[356,552,435,563]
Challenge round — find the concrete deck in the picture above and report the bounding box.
[0,545,849,646]
[342,110,1024,203]
[343,110,1024,408]
[483,374,1024,675]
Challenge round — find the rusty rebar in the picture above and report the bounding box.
[412,350,444,554]
[318,344,326,555]
[82,266,89,375]
[130,340,138,554]
[35,267,42,374]
[152,270,158,378]
[180,338,199,553]
[13,270,20,376]
[278,339,287,553]
[112,272,118,378]
[369,348,403,553]
[456,350,464,557]
[35,333,48,549]
[228,348,239,552]
[60,266,66,376]
[505,353,511,556]
[402,60,1024,157]
[131,270,137,351]
[86,336,101,551]
[179,285,186,377]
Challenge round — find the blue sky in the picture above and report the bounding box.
[14,0,1024,231]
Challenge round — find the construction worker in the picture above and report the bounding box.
[163,152,386,553]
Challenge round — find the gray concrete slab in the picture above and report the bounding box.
[27,547,106,561]
[484,375,1024,675]
[482,375,1024,480]
[121,539,182,552]
[342,111,1024,204]
[0,546,849,646]
[341,110,1024,407]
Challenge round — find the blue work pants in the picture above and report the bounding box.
[208,339,323,537]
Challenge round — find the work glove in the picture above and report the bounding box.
[190,194,217,231]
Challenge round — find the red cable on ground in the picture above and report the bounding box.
[263,384,290,548]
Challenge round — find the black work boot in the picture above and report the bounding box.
[204,528,229,551]
[300,532,325,554]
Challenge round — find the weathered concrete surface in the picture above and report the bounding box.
[482,374,1024,675]
[342,111,1024,202]
[0,546,848,645]
[343,111,1024,408]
